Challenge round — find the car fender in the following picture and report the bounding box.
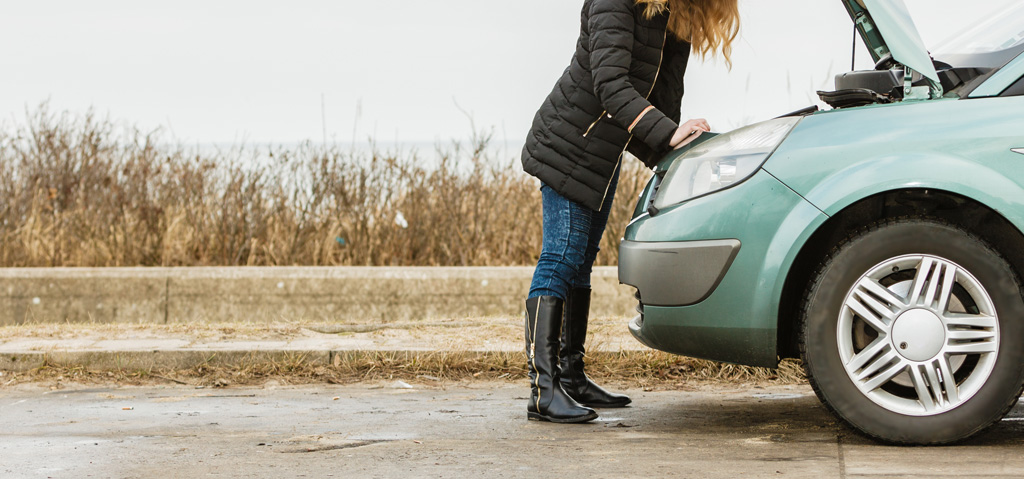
[763,95,1024,231]
[784,152,1024,230]
[759,156,1024,356]
[759,97,1024,362]
[747,187,829,362]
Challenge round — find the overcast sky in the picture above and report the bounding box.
[0,0,1012,147]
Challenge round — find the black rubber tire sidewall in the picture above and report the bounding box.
[803,219,1024,445]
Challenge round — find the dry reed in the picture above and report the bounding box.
[0,106,650,267]
[11,352,804,388]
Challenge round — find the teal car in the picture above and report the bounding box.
[618,0,1024,444]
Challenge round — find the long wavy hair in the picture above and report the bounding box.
[635,0,740,68]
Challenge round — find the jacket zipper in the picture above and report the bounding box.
[597,28,668,208]
[599,140,627,207]
[582,110,607,138]
[647,30,668,102]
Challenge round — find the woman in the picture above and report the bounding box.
[520,0,739,423]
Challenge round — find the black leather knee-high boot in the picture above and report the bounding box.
[560,288,632,407]
[525,296,598,423]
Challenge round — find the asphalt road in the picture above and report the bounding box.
[2,381,1024,478]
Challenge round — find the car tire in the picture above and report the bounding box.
[801,217,1024,445]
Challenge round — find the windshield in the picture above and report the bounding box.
[932,2,1024,55]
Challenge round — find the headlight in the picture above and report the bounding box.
[652,117,800,211]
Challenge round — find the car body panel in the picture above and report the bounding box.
[763,95,1024,230]
[969,51,1024,98]
[622,170,828,367]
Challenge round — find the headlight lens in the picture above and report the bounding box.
[652,117,800,210]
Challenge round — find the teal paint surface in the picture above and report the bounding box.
[624,170,827,367]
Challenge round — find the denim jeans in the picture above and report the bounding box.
[528,165,620,300]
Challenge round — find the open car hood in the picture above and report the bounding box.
[842,0,941,97]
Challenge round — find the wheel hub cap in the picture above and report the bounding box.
[837,254,999,416]
[891,308,945,361]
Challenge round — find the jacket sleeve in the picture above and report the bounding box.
[588,0,677,153]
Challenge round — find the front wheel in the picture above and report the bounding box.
[801,218,1024,444]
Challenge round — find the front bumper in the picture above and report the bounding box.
[618,239,740,307]
[615,169,828,367]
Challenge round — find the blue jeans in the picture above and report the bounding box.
[528,165,620,300]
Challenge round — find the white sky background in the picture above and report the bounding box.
[0,0,1013,148]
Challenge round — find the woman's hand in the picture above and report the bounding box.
[670,118,711,149]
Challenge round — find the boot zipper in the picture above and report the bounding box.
[597,29,668,208]
[531,300,541,412]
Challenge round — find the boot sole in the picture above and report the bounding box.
[527,411,598,423]
[581,399,632,408]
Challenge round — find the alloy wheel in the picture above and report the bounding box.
[837,254,999,416]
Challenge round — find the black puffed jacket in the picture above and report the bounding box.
[521,0,690,211]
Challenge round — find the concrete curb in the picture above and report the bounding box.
[0,328,650,372]
[0,266,636,325]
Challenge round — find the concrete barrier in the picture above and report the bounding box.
[0,267,637,325]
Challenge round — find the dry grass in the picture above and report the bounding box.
[5,353,805,390]
[0,105,649,267]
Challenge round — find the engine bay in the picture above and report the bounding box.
[818,61,992,109]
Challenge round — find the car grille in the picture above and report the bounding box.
[644,171,665,214]
[634,289,644,327]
